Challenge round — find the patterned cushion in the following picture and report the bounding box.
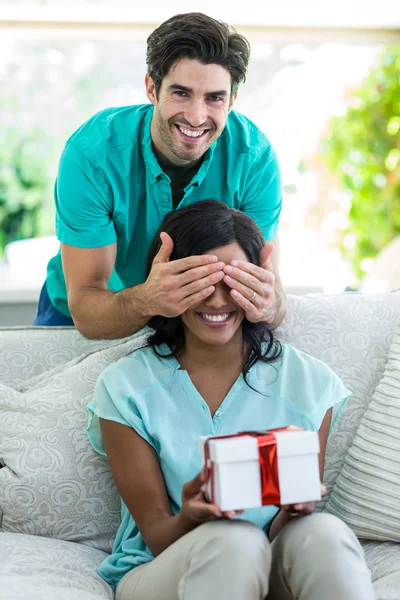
[0,532,112,600]
[276,291,400,497]
[0,330,150,552]
[0,327,122,389]
[362,540,400,599]
[325,322,400,539]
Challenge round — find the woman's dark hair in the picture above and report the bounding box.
[146,200,282,391]
[146,13,250,98]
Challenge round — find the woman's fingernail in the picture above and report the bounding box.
[225,265,233,273]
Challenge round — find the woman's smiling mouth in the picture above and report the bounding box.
[196,312,235,327]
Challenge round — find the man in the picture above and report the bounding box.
[34,12,286,338]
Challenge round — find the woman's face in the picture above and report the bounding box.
[180,241,249,347]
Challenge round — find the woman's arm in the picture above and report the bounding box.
[268,408,332,542]
[99,418,226,556]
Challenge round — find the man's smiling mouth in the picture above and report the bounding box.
[174,124,210,141]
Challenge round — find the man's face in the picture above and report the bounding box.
[146,58,236,166]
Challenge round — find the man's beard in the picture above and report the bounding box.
[155,111,217,162]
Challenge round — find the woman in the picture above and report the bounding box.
[87,200,373,600]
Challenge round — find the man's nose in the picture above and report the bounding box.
[184,99,208,128]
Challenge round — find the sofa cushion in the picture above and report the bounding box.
[276,291,400,498]
[0,532,113,600]
[0,330,149,552]
[0,326,123,389]
[0,292,399,547]
[362,539,400,600]
[325,321,400,540]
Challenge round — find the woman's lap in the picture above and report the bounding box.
[115,514,373,600]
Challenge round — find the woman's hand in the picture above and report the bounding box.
[280,484,327,517]
[178,469,242,528]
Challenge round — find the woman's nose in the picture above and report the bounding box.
[204,281,231,308]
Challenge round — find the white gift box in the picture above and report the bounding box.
[199,428,321,512]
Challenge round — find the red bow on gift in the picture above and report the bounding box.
[203,426,301,506]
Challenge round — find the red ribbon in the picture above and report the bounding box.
[203,426,300,506]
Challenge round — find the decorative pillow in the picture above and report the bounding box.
[0,329,149,553]
[276,291,400,500]
[325,321,400,541]
[0,326,123,389]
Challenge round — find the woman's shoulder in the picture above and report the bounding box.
[98,343,178,393]
[251,342,349,431]
[255,341,340,395]
[280,343,336,375]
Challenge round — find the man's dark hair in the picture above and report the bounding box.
[146,12,250,98]
[145,200,282,392]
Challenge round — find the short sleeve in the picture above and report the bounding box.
[55,142,117,248]
[305,371,351,434]
[241,146,282,241]
[86,367,156,457]
[278,345,351,434]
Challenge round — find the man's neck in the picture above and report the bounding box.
[152,144,202,178]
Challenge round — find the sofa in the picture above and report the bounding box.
[0,291,400,600]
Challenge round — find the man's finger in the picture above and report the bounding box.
[152,232,174,265]
[179,285,216,312]
[230,289,259,319]
[225,261,273,284]
[178,262,225,286]
[178,271,225,300]
[224,272,264,297]
[260,242,274,272]
[168,253,219,274]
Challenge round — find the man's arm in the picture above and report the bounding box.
[63,242,150,339]
[63,234,225,340]
[265,236,286,330]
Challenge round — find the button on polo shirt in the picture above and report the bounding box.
[46,104,282,317]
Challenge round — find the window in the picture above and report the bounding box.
[1,7,399,295]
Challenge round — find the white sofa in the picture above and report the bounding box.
[0,291,400,600]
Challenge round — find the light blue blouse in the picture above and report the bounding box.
[86,342,350,591]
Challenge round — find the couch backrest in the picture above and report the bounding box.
[0,327,121,388]
[1,291,399,494]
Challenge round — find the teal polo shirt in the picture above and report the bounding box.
[46,104,282,317]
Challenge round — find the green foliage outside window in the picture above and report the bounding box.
[322,45,400,279]
[0,128,54,258]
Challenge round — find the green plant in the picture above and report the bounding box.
[321,45,400,280]
[0,128,54,257]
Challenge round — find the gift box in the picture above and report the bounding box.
[199,427,321,511]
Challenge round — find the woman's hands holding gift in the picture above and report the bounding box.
[281,483,327,517]
[179,468,243,527]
